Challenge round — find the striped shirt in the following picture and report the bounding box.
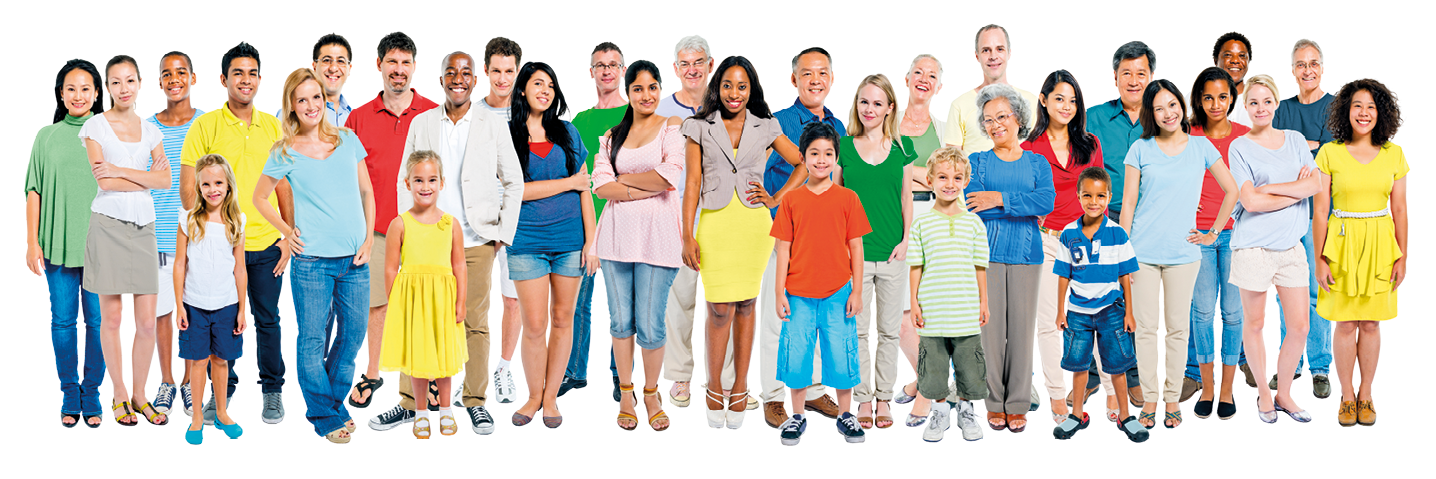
[908,208,989,337]
[147,110,202,254]
[1052,217,1139,314]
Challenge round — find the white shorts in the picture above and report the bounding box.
[156,253,176,317]
[496,246,517,299]
[1230,246,1309,291]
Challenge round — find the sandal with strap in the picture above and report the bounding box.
[705,388,726,428]
[643,386,670,431]
[1164,409,1182,429]
[1007,413,1027,433]
[1138,411,1157,429]
[347,374,384,408]
[413,417,431,439]
[616,383,638,431]
[725,390,748,429]
[61,413,80,428]
[857,402,874,429]
[326,426,351,444]
[439,413,458,436]
[875,399,894,429]
[426,381,440,412]
[137,402,168,426]
[987,411,1007,430]
[112,401,137,427]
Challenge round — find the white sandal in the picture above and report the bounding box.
[705,389,726,428]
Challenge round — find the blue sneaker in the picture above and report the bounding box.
[779,414,807,446]
[179,382,193,416]
[837,412,865,443]
[154,382,176,414]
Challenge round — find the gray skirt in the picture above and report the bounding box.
[83,212,159,295]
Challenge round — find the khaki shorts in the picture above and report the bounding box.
[1230,246,1309,291]
[916,334,987,401]
[370,232,388,308]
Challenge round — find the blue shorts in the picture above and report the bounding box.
[507,251,583,281]
[1061,302,1136,375]
[777,282,860,390]
[178,303,244,361]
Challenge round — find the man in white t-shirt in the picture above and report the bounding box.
[478,37,525,405]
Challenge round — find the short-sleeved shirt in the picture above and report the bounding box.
[180,104,284,252]
[25,114,99,268]
[260,130,369,258]
[510,122,588,255]
[1192,123,1250,231]
[1086,99,1144,214]
[656,93,699,119]
[148,110,203,254]
[1053,216,1138,315]
[1274,93,1335,158]
[276,94,351,129]
[573,105,628,219]
[838,136,917,261]
[1315,142,1409,214]
[770,184,871,298]
[1123,136,1222,265]
[907,208,989,337]
[943,87,1039,155]
[79,115,164,224]
[593,125,686,267]
[764,99,845,216]
[1229,131,1317,251]
[1022,133,1104,231]
[345,90,439,235]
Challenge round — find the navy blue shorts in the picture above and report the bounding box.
[1061,303,1136,375]
[179,303,244,361]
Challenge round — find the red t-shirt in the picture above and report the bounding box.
[1191,123,1249,231]
[1022,133,1104,231]
[770,184,871,298]
[345,90,440,235]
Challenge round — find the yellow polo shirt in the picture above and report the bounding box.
[180,104,284,252]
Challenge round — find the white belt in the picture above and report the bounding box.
[1332,207,1389,219]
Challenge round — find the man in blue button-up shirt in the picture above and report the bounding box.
[1086,41,1154,219]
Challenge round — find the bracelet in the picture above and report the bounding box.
[626,186,633,200]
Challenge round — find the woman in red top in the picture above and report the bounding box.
[1023,70,1111,424]
[1181,67,1250,420]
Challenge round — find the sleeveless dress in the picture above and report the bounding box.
[1315,142,1407,321]
[379,212,467,377]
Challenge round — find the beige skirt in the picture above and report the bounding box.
[83,212,158,295]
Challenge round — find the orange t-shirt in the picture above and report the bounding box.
[770,184,872,298]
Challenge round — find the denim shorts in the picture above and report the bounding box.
[777,282,861,390]
[178,302,244,361]
[1061,302,1136,374]
[602,260,679,349]
[507,250,583,281]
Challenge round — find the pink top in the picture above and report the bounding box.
[592,124,686,267]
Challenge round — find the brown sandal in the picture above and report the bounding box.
[643,386,670,431]
[1007,413,1027,433]
[616,383,637,431]
[875,399,894,429]
[987,411,1007,430]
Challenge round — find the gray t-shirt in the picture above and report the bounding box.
[1228,130,1317,251]
[1273,93,1334,157]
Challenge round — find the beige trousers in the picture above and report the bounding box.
[855,259,905,403]
[1132,261,1200,404]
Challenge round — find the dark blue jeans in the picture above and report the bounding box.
[46,260,104,415]
[219,241,286,396]
[565,272,618,381]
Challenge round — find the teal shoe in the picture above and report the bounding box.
[185,425,203,445]
[214,420,243,439]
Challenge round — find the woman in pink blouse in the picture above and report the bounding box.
[592,61,686,432]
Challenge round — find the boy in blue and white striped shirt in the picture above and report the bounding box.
[1052,168,1145,443]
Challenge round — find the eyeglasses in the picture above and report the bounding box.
[981,112,1013,127]
[592,63,623,72]
[317,57,350,68]
[676,60,707,71]
[1294,60,1322,70]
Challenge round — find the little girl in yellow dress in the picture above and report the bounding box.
[379,150,468,439]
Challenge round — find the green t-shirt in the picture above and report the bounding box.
[906,121,941,167]
[24,114,99,268]
[573,105,628,218]
[838,135,918,261]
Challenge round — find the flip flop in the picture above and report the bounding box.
[1163,409,1182,428]
[347,374,384,408]
[1138,411,1156,429]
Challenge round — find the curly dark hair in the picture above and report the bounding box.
[1212,32,1251,62]
[1328,79,1401,146]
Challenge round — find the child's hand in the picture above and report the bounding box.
[847,289,863,318]
[176,308,189,331]
[911,304,924,329]
[978,301,989,327]
[1123,311,1135,333]
[234,311,247,335]
[455,302,465,324]
[777,295,790,321]
[1056,314,1066,331]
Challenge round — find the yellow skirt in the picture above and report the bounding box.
[697,192,774,303]
[379,265,467,378]
[1317,215,1401,321]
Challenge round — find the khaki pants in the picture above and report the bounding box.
[662,264,737,389]
[1132,261,1199,404]
[855,259,904,403]
[399,244,494,409]
[760,252,825,402]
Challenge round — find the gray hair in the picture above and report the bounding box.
[1291,39,1323,64]
[974,24,1010,53]
[908,54,943,83]
[975,83,1031,140]
[1111,41,1156,72]
[674,35,711,61]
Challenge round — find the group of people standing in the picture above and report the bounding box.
[28,25,1405,446]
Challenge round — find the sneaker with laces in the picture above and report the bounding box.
[369,404,416,431]
[923,406,950,442]
[779,414,806,445]
[202,394,230,426]
[467,405,495,435]
[262,392,284,424]
[154,382,176,414]
[837,412,865,443]
[955,400,983,441]
[179,382,194,416]
[494,369,518,404]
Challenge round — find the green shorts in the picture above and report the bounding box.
[917,335,987,402]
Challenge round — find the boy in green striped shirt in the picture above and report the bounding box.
[908,146,990,442]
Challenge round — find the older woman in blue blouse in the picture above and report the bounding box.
[964,84,1055,433]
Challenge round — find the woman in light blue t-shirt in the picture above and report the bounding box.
[1120,80,1237,429]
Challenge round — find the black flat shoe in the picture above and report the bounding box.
[556,376,587,397]
[1194,400,1214,419]
[1217,401,1237,420]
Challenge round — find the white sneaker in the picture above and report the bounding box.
[923,407,950,442]
[494,368,518,404]
[955,400,983,441]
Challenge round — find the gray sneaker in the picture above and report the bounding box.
[955,400,983,441]
[201,397,217,425]
[923,406,950,442]
[262,392,284,424]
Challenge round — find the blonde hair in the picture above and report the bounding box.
[926,146,971,179]
[1244,74,1280,104]
[404,150,444,181]
[847,74,900,141]
[272,68,343,162]
[187,154,244,246]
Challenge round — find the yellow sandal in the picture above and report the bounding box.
[643,386,670,431]
[112,400,137,427]
[617,384,637,431]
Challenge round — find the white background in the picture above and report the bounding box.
[3,0,1428,476]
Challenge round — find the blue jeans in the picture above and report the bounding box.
[1277,228,1332,375]
[601,260,679,349]
[46,260,104,415]
[565,272,617,381]
[1186,229,1246,380]
[290,254,369,436]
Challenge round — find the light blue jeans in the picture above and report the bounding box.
[1186,230,1246,381]
[1276,228,1332,375]
[291,254,368,436]
[46,260,104,415]
[601,260,679,350]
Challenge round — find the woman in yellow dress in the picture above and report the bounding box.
[1312,79,1406,427]
[680,56,803,429]
[379,151,467,439]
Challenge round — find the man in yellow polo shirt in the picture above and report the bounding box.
[179,42,293,426]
